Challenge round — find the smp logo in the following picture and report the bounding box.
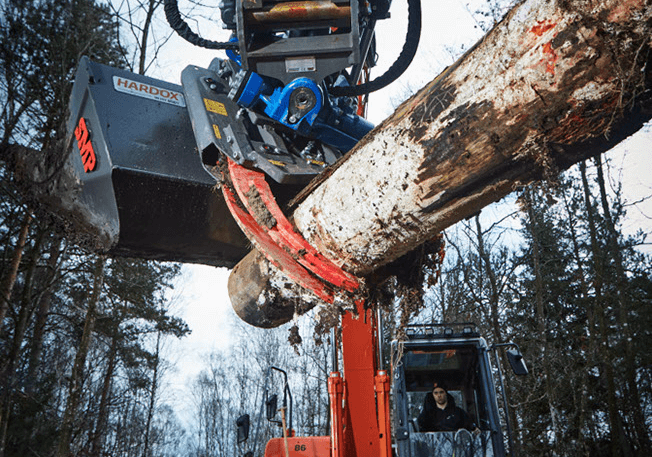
[74,117,97,173]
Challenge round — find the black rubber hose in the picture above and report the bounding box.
[164,0,238,50]
[329,0,421,97]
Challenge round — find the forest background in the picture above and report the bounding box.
[0,0,650,457]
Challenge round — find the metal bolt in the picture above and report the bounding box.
[226,136,234,144]
[205,77,219,91]
[232,151,240,159]
[288,115,298,124]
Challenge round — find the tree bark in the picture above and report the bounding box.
[229,0,652,327]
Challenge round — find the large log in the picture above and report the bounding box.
[229,0,652,327]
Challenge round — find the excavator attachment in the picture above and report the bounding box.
[41,0,415,268]
[61,57,249,266]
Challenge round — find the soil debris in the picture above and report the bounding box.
[288,324,302,354]
[372,234,446,342]
[245,185,277,229]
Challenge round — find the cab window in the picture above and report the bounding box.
[402,345,490,431]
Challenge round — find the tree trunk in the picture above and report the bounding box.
[228,0,652,327]
[57,255,106,457]
[473,215,500,344]
[560,186,596,452]
[26,235,64,389]
[594,155,651,454]
[473,214,522,456]
[523,187,560,451]
[580,162,626,457]
[138,0,160,75]
[142,331,162,457]
[0,211,31,331]
[90,334,117,457]
[2,227,44,378]
[0,212,34,457]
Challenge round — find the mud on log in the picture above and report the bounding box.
[230,0,652,328]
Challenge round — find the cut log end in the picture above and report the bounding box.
[228,249,325,328]
[228,250,291,328]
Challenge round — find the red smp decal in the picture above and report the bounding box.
[74,117,97,172]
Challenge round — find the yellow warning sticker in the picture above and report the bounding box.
[268,159,286,167]
[212,124,222,139]
[204,98,228,116]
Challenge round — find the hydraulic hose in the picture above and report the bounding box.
[164,0,238,50]
[329,0,422,97]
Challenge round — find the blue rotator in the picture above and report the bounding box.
[227,65,373,154]
[181,57,374,185]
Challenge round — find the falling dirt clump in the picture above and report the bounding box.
[522,138,560,185]
[372,234,446,342]
[306,235,446,346]
[313,305,342,345]
[288,324,302,354]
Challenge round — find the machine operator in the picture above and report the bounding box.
[417,380,480,433]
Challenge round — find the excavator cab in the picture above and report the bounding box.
[392,324,520,457]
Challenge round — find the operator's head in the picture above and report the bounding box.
[432,380,448,393]
[432,380,448,407]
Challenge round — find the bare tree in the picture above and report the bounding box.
[57,255,106,457]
